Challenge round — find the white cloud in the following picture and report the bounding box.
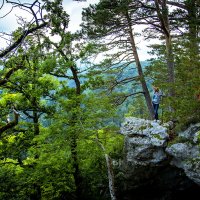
[63,0,99,32]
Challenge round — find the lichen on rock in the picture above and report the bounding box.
[120,117,200,187]
[166,123,200,185]
[120,117,169,166]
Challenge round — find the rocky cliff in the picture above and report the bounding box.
[118,117,200,200]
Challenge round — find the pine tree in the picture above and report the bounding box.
[81,0,154,119]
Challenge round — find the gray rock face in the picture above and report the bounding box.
[120,117,200,187]
[166,123,200,185]
[120,117,170,191]
[121,117,169,166]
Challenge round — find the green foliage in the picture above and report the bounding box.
[1,0,199,199]
[77,128,124,200]
[147,38,200,127]
[0,160,24,200]
[0,93,23,107]
[26,128,75,199]
[126,96,149,119]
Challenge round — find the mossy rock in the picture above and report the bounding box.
[152,134,162,140]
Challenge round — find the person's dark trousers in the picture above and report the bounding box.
[153,103,159,120]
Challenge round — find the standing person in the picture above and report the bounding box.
[152,86,163,121]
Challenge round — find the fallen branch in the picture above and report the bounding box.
[95,136,117,200]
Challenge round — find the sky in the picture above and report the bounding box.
[0,0,153,61]
[0,0,99,33]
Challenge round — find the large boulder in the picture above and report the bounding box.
[119,117,170,192]
[118,117,200,200]
[166,123,200,185]
[121,117,169,167]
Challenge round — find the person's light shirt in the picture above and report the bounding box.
[152,92,162,104]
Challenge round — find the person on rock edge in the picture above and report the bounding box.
[152,86,163,121]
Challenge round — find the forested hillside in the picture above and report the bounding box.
[0,0,199,200]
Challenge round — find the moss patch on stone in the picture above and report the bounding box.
[152,134,162,140]
[139,125,147,131]
[167,136,188,147]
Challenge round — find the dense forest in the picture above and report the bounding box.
[0,0,199,199]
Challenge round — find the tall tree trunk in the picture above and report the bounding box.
[33,109,39,135]
[155,0,175,97]
[32,61,40,136]
[165,35,175,97]
[125,12,154,119]
[70,130,81,199]
[52,43,83,199]
[69,65,82,199]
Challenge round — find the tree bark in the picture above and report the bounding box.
[155,0,175,97]
[125,12,154,119]
[33,109,39,135]
[165,35,175,97]
[32,60,40,136]
[105,154,116,200]
[69,65,82,199]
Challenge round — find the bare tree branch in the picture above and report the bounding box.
[166,1,186,10]
[0,108,19,134]
[0,22,47,58]
[114,91,144,106]
[0,0,5,10]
